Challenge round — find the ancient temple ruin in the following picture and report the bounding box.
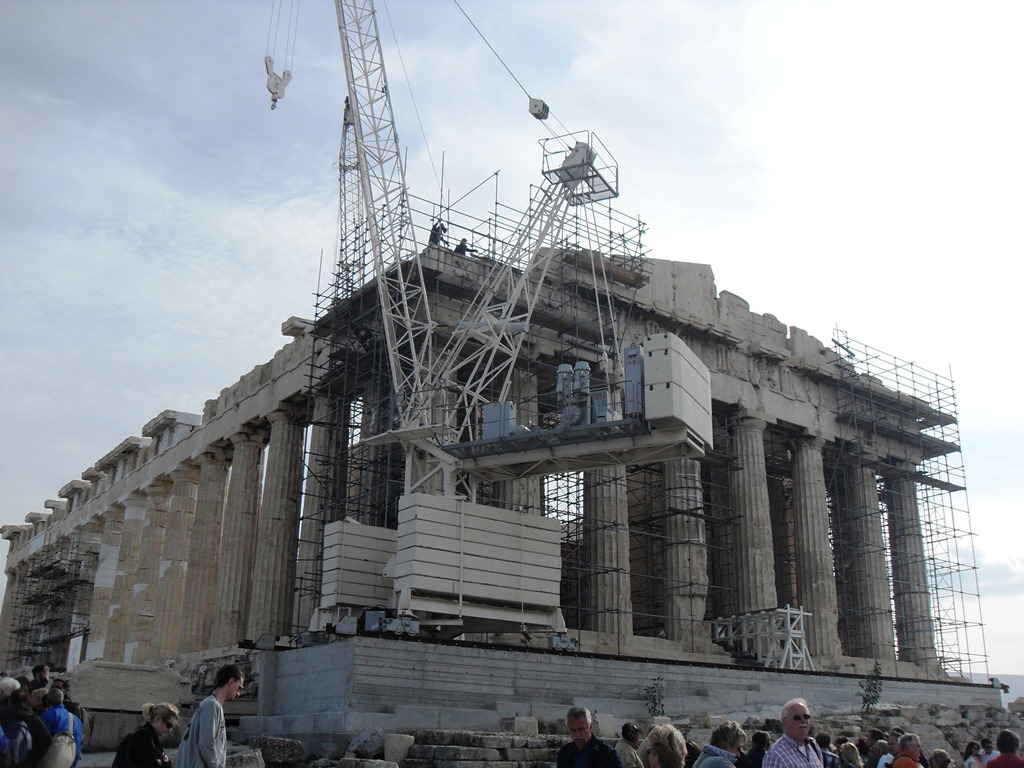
[0,189,985,693]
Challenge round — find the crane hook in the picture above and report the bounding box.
[265,55,292,110]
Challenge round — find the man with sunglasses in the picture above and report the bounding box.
[762,699,824,768]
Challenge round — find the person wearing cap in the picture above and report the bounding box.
[618,723,644,768]
[0,678,53,764]
[0,677,19,702]
[39,688,83,768]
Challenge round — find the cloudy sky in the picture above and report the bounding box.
[3,1,1022,682]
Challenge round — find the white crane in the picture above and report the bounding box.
[327,0,712,636]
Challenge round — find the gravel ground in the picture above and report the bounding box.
[79,748,179,768]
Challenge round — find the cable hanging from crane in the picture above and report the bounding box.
[379,1,444,199]
[265,0,300,109]
[451,0,574,144]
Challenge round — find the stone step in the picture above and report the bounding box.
[408,731,563,749]
[398,729,601,768]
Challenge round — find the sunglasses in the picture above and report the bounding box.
[787,714,812,722]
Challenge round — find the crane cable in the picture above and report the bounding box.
[451,0,574,144]
[379,0,578,197]
[266,0,300,72]
[379,1,444,195]
[265,0,299,109]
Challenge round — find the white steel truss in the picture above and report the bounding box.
[711,606,816,671]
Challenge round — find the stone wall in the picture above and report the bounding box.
[238,636,1001,755]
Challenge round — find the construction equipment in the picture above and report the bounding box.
[314,0,713,637]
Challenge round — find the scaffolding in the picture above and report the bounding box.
[295,135,658,633]
[8,535,95,670]
[829,328,986,678]
[292,75,984,671]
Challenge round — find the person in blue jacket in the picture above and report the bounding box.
[38,688,83,768]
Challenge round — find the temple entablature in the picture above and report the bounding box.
[142,410,202,456]
[94,437,148,492]
[58,480,93,515]
[0,525,31,546]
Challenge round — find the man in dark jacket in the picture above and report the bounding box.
[557,707,625,768]
[27,666,49,693]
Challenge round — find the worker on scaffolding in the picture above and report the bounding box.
[428,220,447,247]
[453,238,476,255]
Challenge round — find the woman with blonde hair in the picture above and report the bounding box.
[647,724,686,768]
[841,742,863,768]
[113,703,179,768]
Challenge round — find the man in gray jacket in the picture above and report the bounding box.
[177,665,245,768]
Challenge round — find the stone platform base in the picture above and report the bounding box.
[236,635,1000,755]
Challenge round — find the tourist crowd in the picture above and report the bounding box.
[563,700,1024,768]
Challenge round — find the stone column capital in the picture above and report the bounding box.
[197,446,231,466]
[267,403,307,427]
[794,434,826,451]
[230,427,269,448]
[100,504,126,524]
[122,490,149,511]
[170,464,201,484]
[735,415,768,432]
[144,477,173,499]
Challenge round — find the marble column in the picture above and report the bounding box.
[148,465,200,662]
[791,436,842,659]
[71,524,104,667]
[124,478,172,663]
[583,466,633,639]
[495,369,543,513]
[178,449,230,654]
[731,417,777,612]
[105,492,148,661]
[887,476,937,666]
[0,566,21,668]
[84,507,123,661]
[209,428,267,648]
[295,400,326,632]
[1,560,30,669]
[247,408,306,639]
[662,458,710,649]
[839,466,896,659]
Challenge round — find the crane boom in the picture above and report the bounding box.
[334,0,433,433]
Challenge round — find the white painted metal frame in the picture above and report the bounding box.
[334,0,434,435]
[711,606,816,671]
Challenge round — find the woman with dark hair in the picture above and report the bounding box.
[966,742,984,768]
[747,732,772,768]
